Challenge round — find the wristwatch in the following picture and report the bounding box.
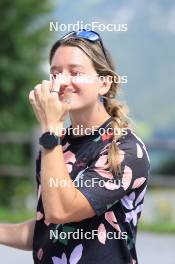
[39,132,61,149]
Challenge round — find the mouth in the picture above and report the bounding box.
[59,88,77,96]
[59,89,78,102]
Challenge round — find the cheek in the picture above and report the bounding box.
[79,84,99,103]
[71,76,99,99]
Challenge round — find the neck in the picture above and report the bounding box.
[69,103,111,136]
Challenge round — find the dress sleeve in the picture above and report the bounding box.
[75,135,150,216]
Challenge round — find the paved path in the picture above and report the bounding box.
[0,232,175,263]
[137,232,175,264]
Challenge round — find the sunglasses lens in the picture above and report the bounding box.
[76,31,99,41]
[60,30,107,62]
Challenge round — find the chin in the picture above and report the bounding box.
[69,105,82,112]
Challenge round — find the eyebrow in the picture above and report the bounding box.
[50,64,86,72]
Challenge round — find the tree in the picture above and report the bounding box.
[0,0,55,211]
[0,0,54,131]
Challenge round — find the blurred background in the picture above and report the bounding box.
[0,0,175,263]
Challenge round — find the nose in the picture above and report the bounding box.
[59,73,71,87]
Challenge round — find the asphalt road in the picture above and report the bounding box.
[0,232,174,264]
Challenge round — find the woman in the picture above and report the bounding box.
[0,30,150,264]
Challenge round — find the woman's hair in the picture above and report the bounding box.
[49,36,130,175]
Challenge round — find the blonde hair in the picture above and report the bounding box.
[49,37,130,175]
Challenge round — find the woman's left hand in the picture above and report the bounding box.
[29,80,72,135]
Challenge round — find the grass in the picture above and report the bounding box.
[138,221,175,234]
[0,207,35,223]
[1,208,175,234]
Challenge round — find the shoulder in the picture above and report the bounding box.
[118,129,149,158]
[117,129,150,179]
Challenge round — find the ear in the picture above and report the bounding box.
[98,75,112,96]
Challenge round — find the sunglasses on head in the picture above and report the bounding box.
[60,29,108,62]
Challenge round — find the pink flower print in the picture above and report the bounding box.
[36,211,50,226]
[131,132,150,162]
[66,164,72,173]
[98,211,121,244]
[104,181,120,190]
[44,219,50,226]
[98,223,107,244]
[52,244,83,264]
[95,154,108,168]
[122,166,132,190]
[63,150,76,173]
[62,142,70,152]
[37,248,44,261]
[132,177,146,189]
[64,151,76,162]
[105,211,121,232]
[36,211,43,221]
[94,168,114,179]
[94,154,114,179]
[136,143,143,158]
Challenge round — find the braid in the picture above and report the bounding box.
[104,97,129,175]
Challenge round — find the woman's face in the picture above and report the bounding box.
[50,46,102,111]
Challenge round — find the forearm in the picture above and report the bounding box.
[41,145,77,222]
[0,219,35,251]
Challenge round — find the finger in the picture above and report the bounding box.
[29,90,35,105]
[41,80,50,97]
[51,74,61,93]
[29,90,42,122]
[32,103,41,123]
[34,84,42,106]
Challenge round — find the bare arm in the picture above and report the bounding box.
[41,145,96,224]
[0,219,35,251]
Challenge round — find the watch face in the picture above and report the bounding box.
[39,132,60,149]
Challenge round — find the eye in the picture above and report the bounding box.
[70,71,84,76]
[50,72,60,80]
[52,74,57,79]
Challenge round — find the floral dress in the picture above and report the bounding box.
[32,117,150,264]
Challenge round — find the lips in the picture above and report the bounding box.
[59,88,77,95]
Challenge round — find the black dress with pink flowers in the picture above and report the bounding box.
[33,117,150,264]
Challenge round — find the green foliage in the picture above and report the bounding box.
[0,0,54,131]
[0,0,55,215]
[0,176,33,208]
[138,221,175,234]
[0,207,34,223]
[0,144,31,165]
